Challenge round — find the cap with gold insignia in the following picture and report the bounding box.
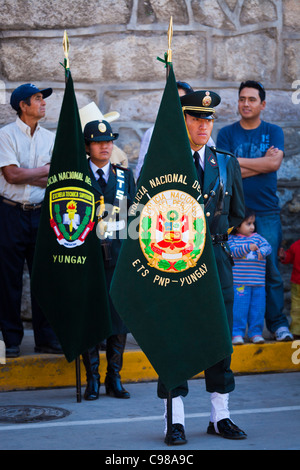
[180,90,221,120]
[84,120,119,142]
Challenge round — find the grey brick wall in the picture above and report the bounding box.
[0,0,299,318]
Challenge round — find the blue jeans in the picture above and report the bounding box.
[254,212,289,333]
[232,285,265,337]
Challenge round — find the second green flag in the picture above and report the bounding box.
[110,66,232,391]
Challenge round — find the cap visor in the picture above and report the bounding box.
[185,110,215,120]
[41,88,53,99]
[87,134,119,142]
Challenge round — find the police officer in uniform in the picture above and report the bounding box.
[158,91,246,444]
[82,119,136,400]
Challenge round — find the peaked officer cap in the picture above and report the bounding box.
[84,120,119,142]
[181,90,221,120]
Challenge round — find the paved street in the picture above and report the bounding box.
[0,372,299,452]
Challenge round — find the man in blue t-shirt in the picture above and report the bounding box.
[217,80,293,342]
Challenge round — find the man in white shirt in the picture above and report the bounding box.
[0,83,62,357]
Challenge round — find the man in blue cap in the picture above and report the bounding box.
[0,83,62,357]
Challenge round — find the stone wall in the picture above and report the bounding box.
[0,0,299,319]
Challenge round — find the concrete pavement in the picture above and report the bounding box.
[1,329,299,451]
[0,372,299,450]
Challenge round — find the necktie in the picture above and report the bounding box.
[193,151,204,186]
[96,168,107,190]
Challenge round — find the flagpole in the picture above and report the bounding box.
[75,356,82,403]
[166,16,173,80]
[62,30,82,403]
[164,16,174,445]
[165,390,173,445]
[63,29,70,78]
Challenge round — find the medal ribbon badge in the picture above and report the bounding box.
[49,186,95,248]
[96,167,126,239]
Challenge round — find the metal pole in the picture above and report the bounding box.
[63,31,79,402]
[164,16,173,445]
[165,391,173,445]
[75,356,81,403]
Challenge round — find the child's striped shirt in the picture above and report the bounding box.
[228,232,272,286]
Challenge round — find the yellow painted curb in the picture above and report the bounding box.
[0,341,299,392]
[231,340,300,374]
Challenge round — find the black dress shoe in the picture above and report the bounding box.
[105,376,130,399]
[84,378,100,400]
[6,345,20,358]
[34,341,63,354]
[207,418,247,439]
[164,423,187,446]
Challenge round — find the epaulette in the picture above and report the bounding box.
[111,163,130,171]
[111,163,131,175]
[209,146,236,158]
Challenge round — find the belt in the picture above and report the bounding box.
[0,196,42,211]
[211,233,228,244]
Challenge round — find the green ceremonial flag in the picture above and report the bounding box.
[110,65,232,391]
[31,71,112,362]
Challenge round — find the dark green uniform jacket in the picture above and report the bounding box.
[203,146,245,301]
[89,159,136,335]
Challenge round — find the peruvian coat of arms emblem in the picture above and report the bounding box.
[139,190,206,273]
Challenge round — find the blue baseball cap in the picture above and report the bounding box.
[10,83,53,111]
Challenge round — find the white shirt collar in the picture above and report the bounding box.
[90,160,110,182]
[16,117,40,138]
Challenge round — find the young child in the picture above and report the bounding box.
[278,240,300,339]
[228,209,272,344]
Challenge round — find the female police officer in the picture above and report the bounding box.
[82,119,136,400]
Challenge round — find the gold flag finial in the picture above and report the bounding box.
[167,16,173,64]
[63,30,70,70]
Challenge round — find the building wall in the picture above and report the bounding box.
[0,0,299,317]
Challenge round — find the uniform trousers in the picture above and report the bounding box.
[157,241,236,429]
[0,201,57,347]
[157,283,235,398]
